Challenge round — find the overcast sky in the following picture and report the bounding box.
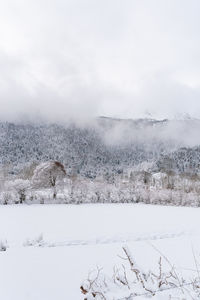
[0,0,200,122]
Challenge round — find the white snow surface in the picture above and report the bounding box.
[0,203,200,299]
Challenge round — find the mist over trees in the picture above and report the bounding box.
[1,117,200,177]
[1,117,200,206]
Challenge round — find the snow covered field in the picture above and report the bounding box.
[1,204,200,299]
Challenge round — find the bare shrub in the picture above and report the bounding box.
[81,247,200,299]
[0,240,8,251]
[23,234,44,247]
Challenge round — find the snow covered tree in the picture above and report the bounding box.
[32,161,66,198]
[6,179,30,203]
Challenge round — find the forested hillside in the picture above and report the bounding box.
[1,117,200,177]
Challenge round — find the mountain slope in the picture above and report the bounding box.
[1,117,200,177]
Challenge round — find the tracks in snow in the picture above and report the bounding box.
[23,231,186,248]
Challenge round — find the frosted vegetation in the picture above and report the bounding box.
[2,166,200,206]
[81,246,200,299]
[1,117,200,206]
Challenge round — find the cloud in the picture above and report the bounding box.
[0,0,200,122]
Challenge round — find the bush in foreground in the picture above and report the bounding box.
[81,246,200,299]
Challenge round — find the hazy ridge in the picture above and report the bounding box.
[1,117,200,177]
